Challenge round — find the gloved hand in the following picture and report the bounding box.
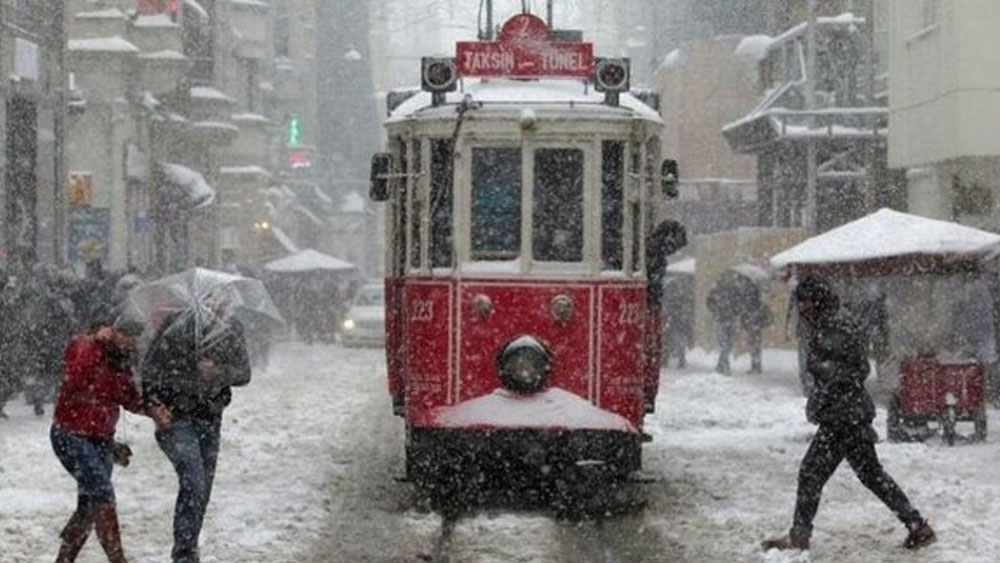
[113,442,133,467]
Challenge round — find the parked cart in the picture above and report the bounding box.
[888,357,987,445]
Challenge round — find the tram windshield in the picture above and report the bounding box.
[533,148,584,262]
[471,147,522,261]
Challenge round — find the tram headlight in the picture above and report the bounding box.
[594,58,630,93]
[343,318,356,331]
[497,336,552,394]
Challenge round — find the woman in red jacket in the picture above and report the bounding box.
[50,320,166,563]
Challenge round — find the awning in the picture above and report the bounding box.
[265,249,356,274]
[160,162,215,209]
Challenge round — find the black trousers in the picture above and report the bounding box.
[791,423,922,538]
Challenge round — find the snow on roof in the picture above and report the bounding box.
[134,13,180,27]
[230,0,270,8]
[68,36,140,54]
[734,35,774,63]
[658,48,684,72]
[161,162,215,208]
[771,208,1000,269]
[220,165,272,177]
[190,86,234,102]
[271,227,299,253]
[341,191,366,213]
[76,8,127,19]
[265,249,356,273]
[137,50,187,61]
[191,121,240,134]
[433,387,637,433]
[231,112,270,123]
[390,78,661,122]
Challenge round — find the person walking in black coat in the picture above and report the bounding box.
[762,274,936,552]
[141,296,251,563]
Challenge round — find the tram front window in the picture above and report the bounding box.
[533,148,584,262]
[471,147,522,261]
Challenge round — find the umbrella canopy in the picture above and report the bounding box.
[771,208,1000,277]
[264,248,356,274]
[120,267,284,354]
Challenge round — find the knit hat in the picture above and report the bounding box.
[794,274,838,310]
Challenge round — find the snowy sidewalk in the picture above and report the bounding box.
[646,347,1000,563]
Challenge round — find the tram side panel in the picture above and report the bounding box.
[403,280,454,426]
[598,284,647,429]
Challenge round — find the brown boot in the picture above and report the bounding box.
[55,511,93,563]
[761,533,810,551]
[93,502,128,563]
[904,520,936,550]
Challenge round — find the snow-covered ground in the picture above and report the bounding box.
[1,342,998,562]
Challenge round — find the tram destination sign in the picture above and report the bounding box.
[456,13,593,78]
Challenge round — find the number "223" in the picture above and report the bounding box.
[410,299,433,322]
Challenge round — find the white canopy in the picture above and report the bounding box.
[771,208,1000,272]
[264,249,356,274]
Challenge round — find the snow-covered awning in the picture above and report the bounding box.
[771,208,1000,277]
[264,249,356,274]
[68,36,140,54]
[160,162,215,209]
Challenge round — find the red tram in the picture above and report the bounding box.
[369,14,682,489]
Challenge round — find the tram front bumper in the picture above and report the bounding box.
[405,427,641,486]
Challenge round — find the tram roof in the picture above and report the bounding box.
[388,78,662,124]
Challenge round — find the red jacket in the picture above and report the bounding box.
[53,334,144,440]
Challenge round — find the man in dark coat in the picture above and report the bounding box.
[706,275,741,374]
[762,274,935,552]
[142,300,250,563]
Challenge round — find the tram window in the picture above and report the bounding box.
[601,141,625,270]
[410,142,423,269]
[392,140,408,275]
[471,147,521,260]
[430,139,454,268]
[533,148,584,262]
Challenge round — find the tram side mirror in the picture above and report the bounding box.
[661,159,679,198]
[369,152,392,201]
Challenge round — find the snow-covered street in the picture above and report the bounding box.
[2,342,998,562]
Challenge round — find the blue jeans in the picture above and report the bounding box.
[50,426,115,518]
[156,416,222,563]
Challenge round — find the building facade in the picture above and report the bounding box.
[0,1,67,276]
[888,0,1000,230]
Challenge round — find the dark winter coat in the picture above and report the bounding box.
[142,310,251,420]
[804,307,876,427]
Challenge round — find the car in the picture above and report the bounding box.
[341,283,385,348]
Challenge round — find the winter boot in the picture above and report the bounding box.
[93,502,128,563]
[55,511,93,563]
[903,520,936,550]
[761,533,810,551]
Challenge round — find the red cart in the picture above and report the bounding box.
[887,358,988,445]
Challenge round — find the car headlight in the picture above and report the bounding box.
[497,335,552,394]
[343,318,356,330]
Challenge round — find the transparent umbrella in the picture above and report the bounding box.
[119,267,285,357]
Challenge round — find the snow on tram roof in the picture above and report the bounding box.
[388,78,661,122]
